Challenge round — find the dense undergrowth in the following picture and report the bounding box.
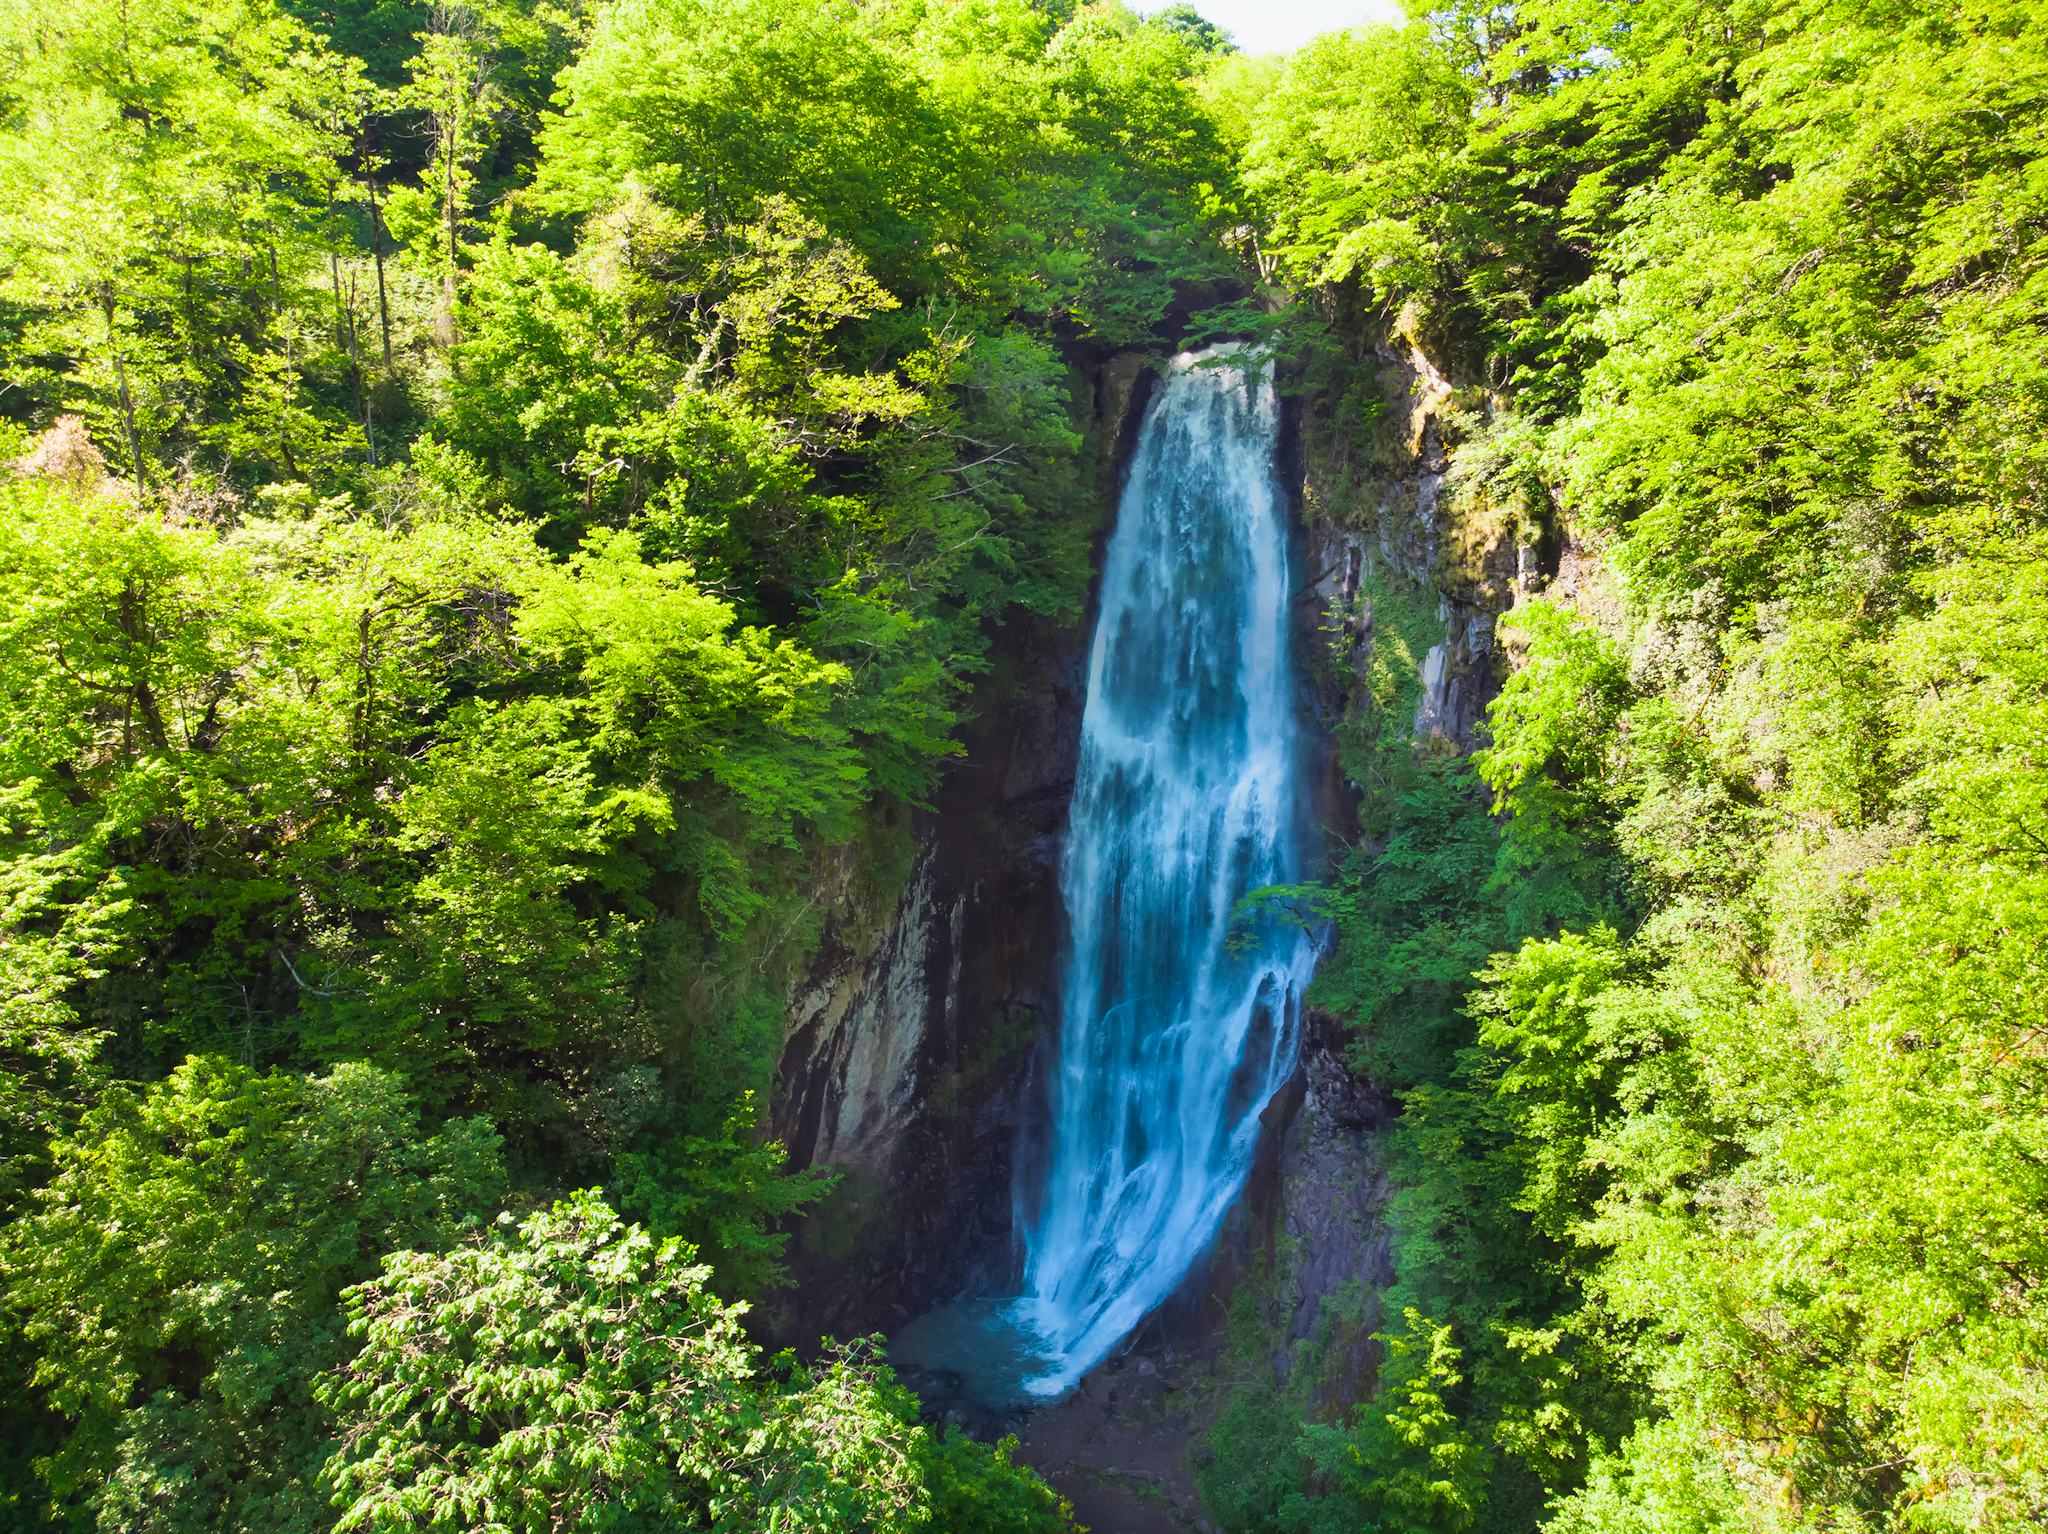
[3,1,2045,1531]
[0,0,1236,1527]
[1202,2,2048,1531]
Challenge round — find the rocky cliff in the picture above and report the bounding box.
[768,308,1542,1527]
[768,354,1152,1340]
[1297,307,1548,751]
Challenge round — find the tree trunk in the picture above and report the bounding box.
[116,583,171,754]
[440,112,461,353]
[99,284,148,491]
[331,248,377,466]
[367,179,395,373]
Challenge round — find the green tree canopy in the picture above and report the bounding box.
[318,1190,1072,1532]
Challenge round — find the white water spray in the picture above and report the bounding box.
[1014,346,1317,1396]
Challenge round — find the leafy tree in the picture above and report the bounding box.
[0,0,367,482]
[318,1190,1072,1532]
[610,1092,834,1297]
[2,1059,502,1532]
[1311,1311,1491,1534]
[279,0,432,87]
[1238,22,1472,303]
[536,0,963,288]
[382,3,505,335]
[1148,3,1235,56]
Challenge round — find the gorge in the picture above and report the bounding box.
[782,323,1480,1525]
[879,344,1325,1413]
[5,3,2045,1531]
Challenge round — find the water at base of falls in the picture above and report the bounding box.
[895,346,1318,1406]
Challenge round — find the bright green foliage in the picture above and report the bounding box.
[0,1,1235,1528]
[318,1190,1071,1532]
[537,0,960,286]
[1217,2,2048,1531]
[2,1059,502,1533]
[0,472,507,1082]
[1237,24,1470,301]
[382,6,503,323]
[0,0,369,482]
[1307,1310,1490,1534]
[610,1092,835,1298]
[538,0,1233,335]
[918,1428,1077,1534]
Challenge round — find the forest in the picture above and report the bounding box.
[0,0,2043,1531]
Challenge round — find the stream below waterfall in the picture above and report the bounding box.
[893,345,1318,1406]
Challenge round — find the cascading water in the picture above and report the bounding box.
[1011,345,1319,1397]
[886,346,1318,1407]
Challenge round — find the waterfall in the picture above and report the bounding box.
[1014,345,1318,1397]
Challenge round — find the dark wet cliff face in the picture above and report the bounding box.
[772,611,1086,1337]
[768,353,1155,1342]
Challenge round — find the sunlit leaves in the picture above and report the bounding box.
[4,1059,502,1532]
[317,1189,1070,1533]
